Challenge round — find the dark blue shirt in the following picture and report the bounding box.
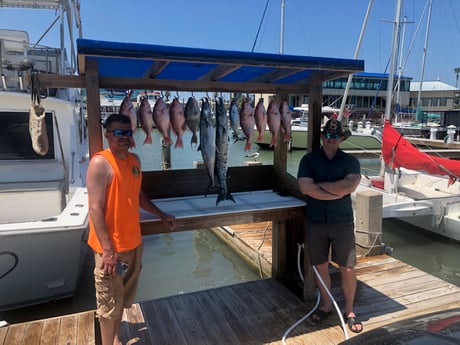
[297,148,360,223]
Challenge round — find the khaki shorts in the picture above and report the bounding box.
[93,244,143,319]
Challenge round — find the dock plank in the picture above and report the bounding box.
[58,315,77,345]
[23,323,42,345]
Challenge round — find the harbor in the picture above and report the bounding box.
[2,1,460,344]
[1,223,460,344]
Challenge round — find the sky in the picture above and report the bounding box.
[1,0,460,87]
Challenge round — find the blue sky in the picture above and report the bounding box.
[1,0,460,86]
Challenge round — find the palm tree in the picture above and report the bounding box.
[455,67,460,88]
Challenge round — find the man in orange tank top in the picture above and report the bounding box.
[86,113,176,345]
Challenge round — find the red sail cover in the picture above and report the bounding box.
[382,120,460,185]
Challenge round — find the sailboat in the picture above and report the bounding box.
[356,0,460,242]
[0,0,89,310]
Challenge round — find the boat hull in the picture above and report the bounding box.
[357,170,460,243]
[0,187,88,311]
[256,127,382,150]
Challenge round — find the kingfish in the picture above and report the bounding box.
[169,98,187,148]
[239,98,255,151]
[215,97,235,205]
[138,97,154,145]
[184,96,201,148]
[198,98,216,190]
[267,100,281,147]
[120,93,138,133]
[152,98,173,145]
[254,98,267,143]
[229,99,240,142]
[280,100,293,143]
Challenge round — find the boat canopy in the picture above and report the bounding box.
[76,38,364,94]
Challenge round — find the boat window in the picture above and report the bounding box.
[0,111,54,160]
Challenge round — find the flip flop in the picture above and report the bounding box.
[343,313,363,333]
[311,309,332,324]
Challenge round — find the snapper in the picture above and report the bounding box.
[152,98,173,145]
[169,98,186,148]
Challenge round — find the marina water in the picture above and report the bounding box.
[2,129,458,323]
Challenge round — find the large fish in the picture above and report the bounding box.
[184,96,201,148]
[198,98,216,190]
[239,98,255,151]
[215,97,235,205]
[254,98,267,143]
[120,93,137,133]
[279,100,293,143]
[138,97,154,145]
[267,100,281,147]
[229,99,240,142]
[169,98,186,148]
[152,98,173,145]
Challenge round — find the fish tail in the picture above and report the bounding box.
[143,134,153,145]
[244,140,251,151]
[256,132,264,142]
[164,136,173,145]
[175,137,184,149]
[270,135,277,148]
[216,190,236,206]
[191,132,198,147]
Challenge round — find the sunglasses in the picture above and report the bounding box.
[109,129,133,137]
[324,132,341,140]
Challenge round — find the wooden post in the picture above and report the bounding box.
[355,190,384,256]
[85,59,102,157]
[308,73,323,153]
[271,220,286,278]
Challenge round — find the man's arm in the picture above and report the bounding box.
[298,176,343,200]
[317,173,361,197]
[139,189,176,231]
[87,155,117,274]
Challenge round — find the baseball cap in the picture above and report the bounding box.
[322,119,351,140]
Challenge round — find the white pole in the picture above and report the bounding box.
[338,0,374,121]
[279,0,285,54]
[384,0,403,121]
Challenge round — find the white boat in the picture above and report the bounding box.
[256,104,383,152]
[0,0,89,310]
[355,0,460,243]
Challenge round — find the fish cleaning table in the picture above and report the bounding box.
[140,190,306,234]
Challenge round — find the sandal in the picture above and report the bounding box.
[311,309,332,324]
[343,313,363,333]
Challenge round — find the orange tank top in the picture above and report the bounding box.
[88,149,143,253]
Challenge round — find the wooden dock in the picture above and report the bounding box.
[2,223,460,345]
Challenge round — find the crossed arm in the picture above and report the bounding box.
[298,173,361,200]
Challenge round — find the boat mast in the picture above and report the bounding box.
[384,0,403,121]
[279,0,285,54]
[338,0,374,121]
[416,0,433,121]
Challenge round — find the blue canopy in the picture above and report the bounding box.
[76,39,364,94]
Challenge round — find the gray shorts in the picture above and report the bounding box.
[305,219,357,267]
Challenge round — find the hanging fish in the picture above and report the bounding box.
[138,97,154,145]
[239,98,255,151]
[279,100,293,143]
[215,97,235,205]
[267,99,281,147]
[229,99,240,142]
[169,97,187,148]
[184,96,201,148]
[254,98,267,143]
[120,91,138,133]
[198,98,216,191]
[29,103,49,156]
[152,98,173,145]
